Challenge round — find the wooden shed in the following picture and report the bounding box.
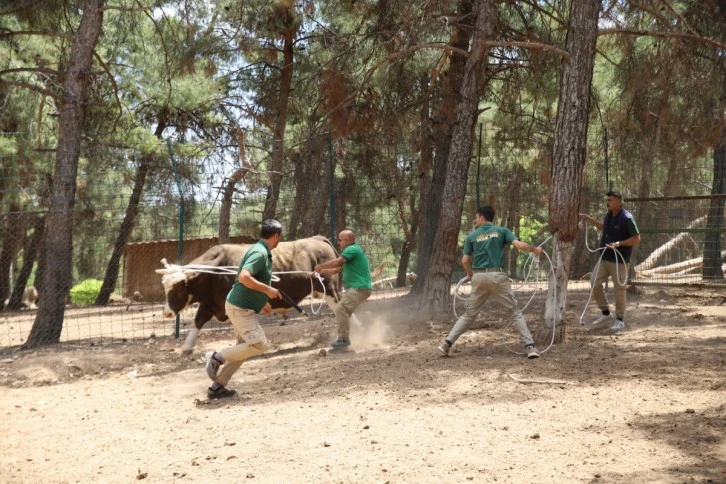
[123,235,256,303]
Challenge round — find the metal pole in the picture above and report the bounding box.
[166,139,184,339]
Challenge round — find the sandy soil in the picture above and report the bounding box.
[0,285,724,483]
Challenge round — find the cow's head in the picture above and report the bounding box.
[155,259,198,318]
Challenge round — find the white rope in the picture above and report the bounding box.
[180,264,238,275]
[451,235,557,355]
[504,238,556,356]
[578,221,628,325]
[272,271,328,314]
[159,260,329,315]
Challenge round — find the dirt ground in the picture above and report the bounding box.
[0,285,724,483]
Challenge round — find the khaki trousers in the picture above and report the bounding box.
[217,302,268,386]
[446,272,535,347]
[334,288,371,339]
[592,260,629,320]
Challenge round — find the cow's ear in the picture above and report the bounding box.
[155,269,168,274]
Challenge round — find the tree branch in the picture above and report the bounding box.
[485,40,571,60]
[0,0,43,15]
[322,38,570,124]
[508,374,571,385]
[0,79,61,98]
[0,30,73,41]
[99,5,150,12]
[0,67,61,77]
[599,29,726,50]
[91,50,123,123]
[658,0,698,36]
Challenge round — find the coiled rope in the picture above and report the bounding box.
[451,235,557,355]
[578,221,628,325]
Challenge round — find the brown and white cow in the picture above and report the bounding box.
[155,235,342,355]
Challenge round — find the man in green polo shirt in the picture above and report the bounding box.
[314,229,372,350]
[204,219,282,399]
[437,206,543,359]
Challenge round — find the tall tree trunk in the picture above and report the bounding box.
[6,215,45,310]
[262,32,294,221]
[0,203,23,307]
[413,0,474,294]
[703,1,726,280]
[94,119,167,305]
[542,0,601,345]
[502,165,524,277]
[422,0,495,313]
[396,240,413,288]
[633,94,661,259]
[219,169,243,243]
[393,168,418,288]
[24,0,105,348]
[289,136,328,239]
[703,137,725,279]
[219,128,250,244]
[398,75,431,289]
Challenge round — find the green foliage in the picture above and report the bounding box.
[1,0,724,314]
[69,279,104,306]
[0,137,17,157]
[517,216,547,245]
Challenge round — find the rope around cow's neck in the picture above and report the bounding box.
[161,261,328,315]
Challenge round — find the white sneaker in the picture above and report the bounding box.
[526,345,540,359]
[592,313,615,325]
[437,342,451,356]
[610,319,625,331]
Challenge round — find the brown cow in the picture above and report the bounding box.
[155,236,341,355]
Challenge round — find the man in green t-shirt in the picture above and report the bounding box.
[437,206,543,359]
[314,229,372,350]
[204,219,282,399]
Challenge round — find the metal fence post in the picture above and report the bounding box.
[166,139,184,339]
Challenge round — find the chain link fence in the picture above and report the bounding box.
[1,127,723,348]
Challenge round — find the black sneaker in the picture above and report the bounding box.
[207,386,237,400]
[330,337,351,350]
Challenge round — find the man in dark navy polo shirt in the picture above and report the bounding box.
[580,191,641,331]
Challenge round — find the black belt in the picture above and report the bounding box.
[472,268,503,273]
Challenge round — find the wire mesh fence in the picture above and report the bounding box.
[0,127,723,348]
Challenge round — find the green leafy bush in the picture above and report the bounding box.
[70,279,103,306]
